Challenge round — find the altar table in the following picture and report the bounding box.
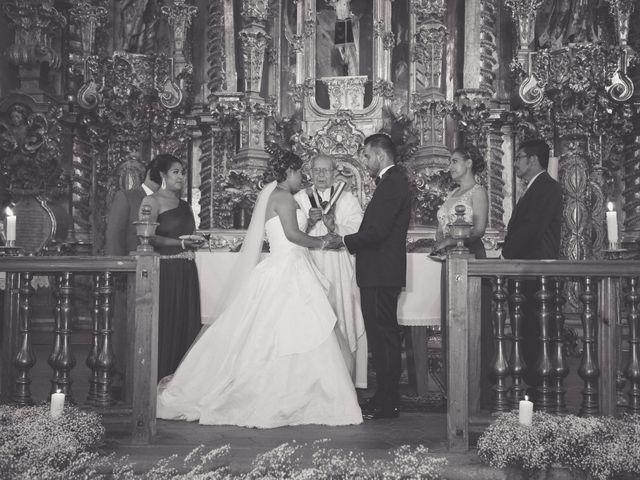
[195,252,443,327]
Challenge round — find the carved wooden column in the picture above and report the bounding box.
[14,272,35,406]
[86,274,101,404]
[3,0,66,99]
[48,273,76,401]
[579,276,600,417]
[409,0,450,171]
[492,276,510,413]
[535,276,554,412]
[234,0,272,170]
[509,279,526,408]
[625,277,640,414]
[95,272,115,407]
[552,280,568,414]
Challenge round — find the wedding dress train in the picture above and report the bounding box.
[157,209,363,427]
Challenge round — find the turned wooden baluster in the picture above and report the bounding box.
[95,271,115,407]
[536,276,554,412]
[509,279,526,409]
[552,280,568,414]
[14,272,35,406]
[492,276,510,412]
[578,276,600,416]
[86,275,101,405]
[624,277,640,414]
[48,272,76,401]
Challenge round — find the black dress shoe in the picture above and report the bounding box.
[360,398,379,415]
[362,406,399,420]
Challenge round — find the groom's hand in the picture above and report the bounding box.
[322,232,343,250]
[308,208,322,227]
[322,210,336,233]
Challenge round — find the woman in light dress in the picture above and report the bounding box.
[434,145,488,258]
[157,150,363,428]
[434,144,493,408]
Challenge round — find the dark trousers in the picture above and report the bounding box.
[360,286,402,409]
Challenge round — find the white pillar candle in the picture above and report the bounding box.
[518,395,533,426]
[606,202,618,248]
[5,209,16,243]
[50,392,65,419]
[547,156,559,181]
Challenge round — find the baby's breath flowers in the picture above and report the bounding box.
[478,411,640,480]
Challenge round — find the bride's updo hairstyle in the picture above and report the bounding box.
[452,144,485,175]
[149,153,182,184]
[265,145,303,182]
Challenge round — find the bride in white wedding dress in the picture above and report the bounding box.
[157,150,363,428]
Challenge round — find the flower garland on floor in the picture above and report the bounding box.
[0,404,447,479]
[477,411,640,480]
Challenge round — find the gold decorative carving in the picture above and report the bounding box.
[0,103,64,196]
[3,0,66,69]
[373,19,395,51]
[412,22,447,91]
[409,0,447,20]
[320,76,367,110]
[161,0,198,62]
[239,28,271,94]
[241,0,271,24]
[69,3,108,59]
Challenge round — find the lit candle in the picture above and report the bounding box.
[547,156,559,181]
[606,202,618,249]
[5,207,16,243]
[519,395,533,426]
[50,392,65,419]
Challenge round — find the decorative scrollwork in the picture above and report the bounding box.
[289,79,315,105]
[373,19,395,50]
[239,28,271,94]
[373,80,395,100]
[161,0,198,60]
[0,103,65,196]
[409,0,447,21]
[241,0,271,24]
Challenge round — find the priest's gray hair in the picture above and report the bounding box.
[310,153,337,171]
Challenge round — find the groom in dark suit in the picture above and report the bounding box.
[329,133,412,419]
[502,138,563,392]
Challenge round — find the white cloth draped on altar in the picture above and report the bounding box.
[197,253,442,328]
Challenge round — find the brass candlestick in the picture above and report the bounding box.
[133,205,159,253]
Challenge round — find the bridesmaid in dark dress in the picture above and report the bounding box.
[139,154,204,379]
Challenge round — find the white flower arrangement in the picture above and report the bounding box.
[478,411,640,480]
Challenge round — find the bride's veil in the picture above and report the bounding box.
[204,180,277,323]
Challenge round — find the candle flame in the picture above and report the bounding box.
[524,395,529,401]
[4,207,14,217]
[607,202,615,212]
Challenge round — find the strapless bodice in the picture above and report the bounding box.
[265,209,308,255]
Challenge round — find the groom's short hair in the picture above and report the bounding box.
[364,133,396,162]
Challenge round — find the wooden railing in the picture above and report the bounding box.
[446,252,640,451]
[0,254,160,443]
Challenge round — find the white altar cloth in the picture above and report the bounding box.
[196,252,442,327]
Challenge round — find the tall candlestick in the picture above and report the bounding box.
[606,202,618,249]
[5,207,16,244]
[50,392,65,418]
[519,395,533,426]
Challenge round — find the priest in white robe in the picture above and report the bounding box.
[295,154,368,388]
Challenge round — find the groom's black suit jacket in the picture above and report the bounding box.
[502,171,563,260]
[344,166,412,287]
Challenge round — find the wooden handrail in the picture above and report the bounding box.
[446,254,640,452]
[0,253,159,444]
[467,259,640,277]
[0,256,137,273]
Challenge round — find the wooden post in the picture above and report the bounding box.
[446,252,472,451]
[130,253,160,444]
[598,276,618,416]
[1,272,20,402]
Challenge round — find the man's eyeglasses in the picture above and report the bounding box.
[312,168,331,175]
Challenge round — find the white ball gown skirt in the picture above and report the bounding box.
[157,222,363,428]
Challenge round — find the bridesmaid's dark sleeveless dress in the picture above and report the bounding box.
[155,200,202,379]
